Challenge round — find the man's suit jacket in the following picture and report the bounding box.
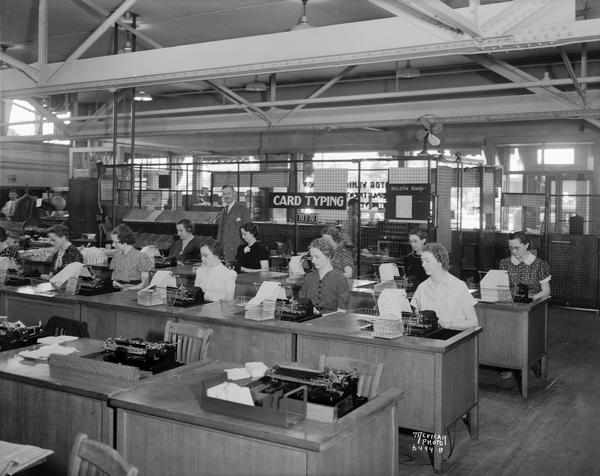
[217,202,250,262]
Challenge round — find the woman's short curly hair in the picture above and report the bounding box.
[422,243,449,270]
[508,231,530,248]
[47,224,71,239]
[309,237,335,259]
[202,237,225,260]
[321,225,343,244]
[111,224,137,245]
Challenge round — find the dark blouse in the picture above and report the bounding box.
[403,251,428,285]
[236,241,269,271]
[299,268,350,313]
[331,247,354,276]
[51,244,83,273]
[0,245,23,267]
[498,256,551,296]
[168,235,206,263]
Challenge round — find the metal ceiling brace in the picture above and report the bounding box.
[74,94,126,133]
[560,47,586,103]
[38,0,48,82]
[480,0,559,36]
[47,0,139,81]
[77,0,162,49]
[26,98,72,136]
[0,52,40,82]
[394,0,481,37]
[205,80,272,125]
[278,65,357,122]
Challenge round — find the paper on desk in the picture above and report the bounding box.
[140,245,161,258]
[480,269,510,287]
[0,256,18,270]
[247,281,285,306]
[207,382,254,406]
[288,256,305,275]
[49,262,89,288]
[377,288,412,317]
[245,361,268,378]
[35,282,54,293]
[37,335,79,345]
[18,343,78,360]
[149,270,177,288]
[379,263,399,282]
[225,367,251,380]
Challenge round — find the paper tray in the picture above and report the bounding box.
[195,373,307,428]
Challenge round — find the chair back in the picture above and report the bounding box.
[164,320,213,364]
[68,433,138,476]
[318,355,384,399]
[46,316,89,338]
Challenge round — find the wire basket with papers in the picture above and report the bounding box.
[245,300,276,321]
[220,296,249,317]
[348,308,411,339]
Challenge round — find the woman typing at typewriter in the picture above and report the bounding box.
[167,219,205,265]
[194,238,237,301]
[411,243,478,330]
[299,238,350,314]
[498,231,551,300]
[110,224,153,289]
[41,225,84,279]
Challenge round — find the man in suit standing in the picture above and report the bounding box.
[216,184,250,263]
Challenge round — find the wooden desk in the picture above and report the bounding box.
[111,360,402,476]
[0,286,79,325]
[476,297,549,398]
[0,339,136,476]
[293,313,480,473]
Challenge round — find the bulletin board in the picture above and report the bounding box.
[385,184,431,221]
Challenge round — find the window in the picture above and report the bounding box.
[8,100,37,136]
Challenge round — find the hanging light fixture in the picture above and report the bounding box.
[133,89,152,101]
[245,75,267,92]
[290,0,313,31]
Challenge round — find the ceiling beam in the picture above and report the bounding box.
[394,0,481,37]
[278,65,357,122]
[47,0,139,81]
[2,10,598,98]
[480,0,561,37]
[205,80,272,124]
[38,0,48,81]
[560,47,586,103]
[26,98,72,136]
[0,52,40,83]
[77,0,163,49]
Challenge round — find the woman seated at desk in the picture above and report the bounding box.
[42,225,83,278]
[411,243,478,330]
[168,219,205,265]
[403,228,428,287]
[498,231,551,300]
[299,238,350,313]
[195,238,237,301]
[0,226,23,269]
[236,222,269,273]
[110,224,153,289]
[322,225,353,278]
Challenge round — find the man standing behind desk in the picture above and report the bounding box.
[217,184,250,263]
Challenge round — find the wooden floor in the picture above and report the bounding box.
[399,306,600,475]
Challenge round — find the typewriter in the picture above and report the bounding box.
[154,255,175,269]
[77,276,120,296]
[275,298,321,323]
[4,270,32,287]
[0,319,46,351]
[264,364,366,417]
[167,285,210,307]
[403,310,439,337]
[102,337,178,372]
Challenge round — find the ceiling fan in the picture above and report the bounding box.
[416,114,443,155]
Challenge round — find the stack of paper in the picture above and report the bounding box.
[18,344,78,361]
[246,281,285,307]
[0,440,53,475]
[37,335,79,345]
[379,263,399,282]
[377,288,412,318]
[206,382,254,406]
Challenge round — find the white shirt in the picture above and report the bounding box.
[194,262,237,301]
[411,272,478,330]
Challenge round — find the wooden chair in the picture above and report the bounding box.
[164,320,213,364]
[68,433,138,476]
[318,355,384,399]
[46,316,89,338]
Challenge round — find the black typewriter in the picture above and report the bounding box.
[4,270,32,287]
[0,319,47,351]
[102,337,178,372]
[167,285,210,307]
[265,364,366,417]
[154,255,175,269]
[77,276,120,296]
[404,310,438,337]
[275,298,321,322]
